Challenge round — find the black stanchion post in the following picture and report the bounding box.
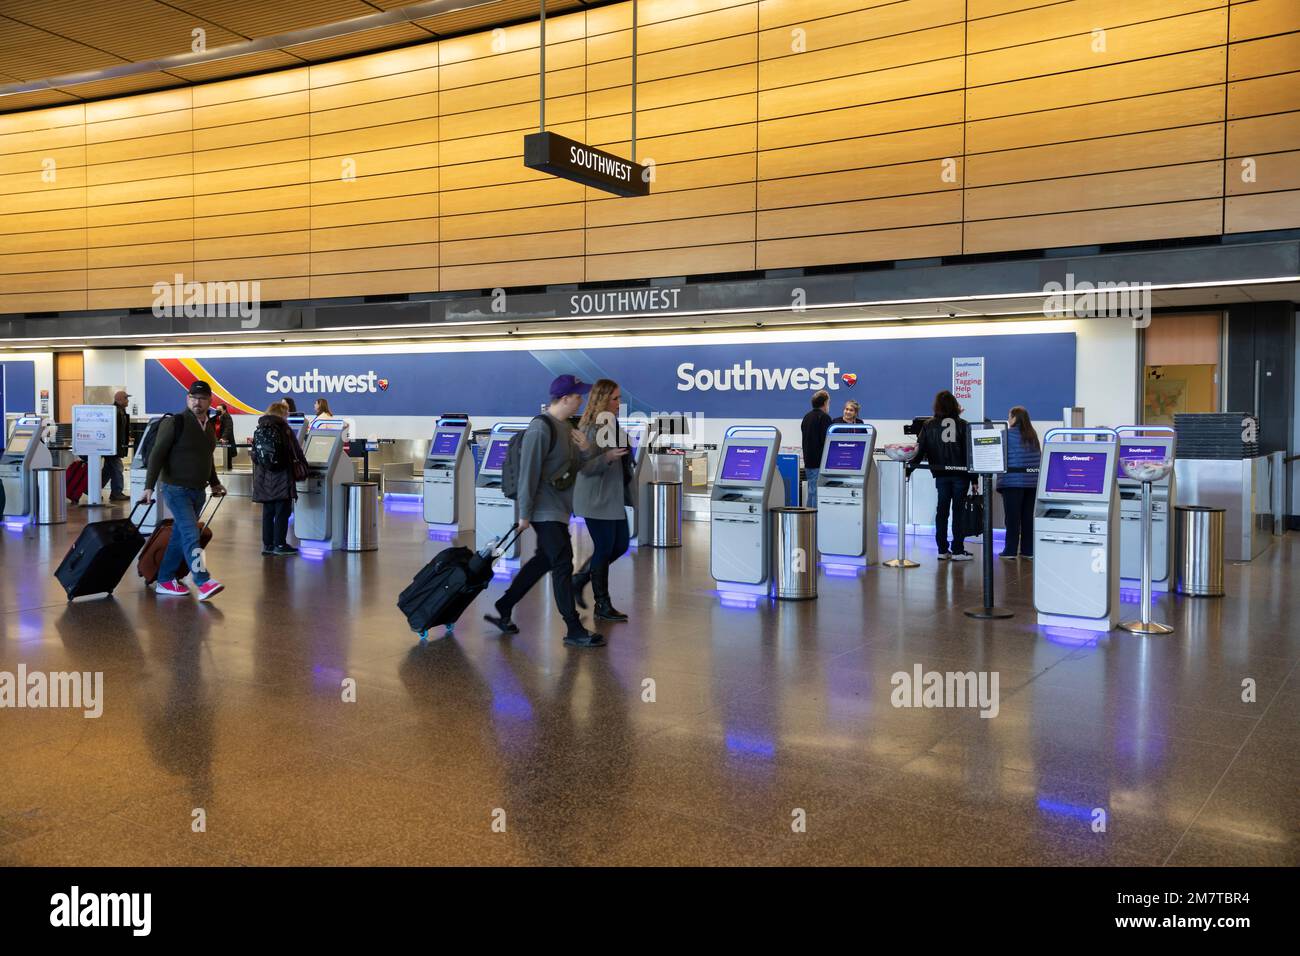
[964,421,1014,620]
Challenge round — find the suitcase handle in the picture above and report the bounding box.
[129,499,156,528]
[491,523,525,558]
[199,491,226,526]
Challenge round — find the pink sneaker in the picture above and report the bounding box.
[196,580,224,602]
[155,579,189,596]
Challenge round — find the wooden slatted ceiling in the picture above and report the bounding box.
[3,0,1300,315]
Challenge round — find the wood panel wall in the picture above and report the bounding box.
[2,0,1298,314]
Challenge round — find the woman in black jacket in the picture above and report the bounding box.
[252,400,307,556]
[908,390,975,561]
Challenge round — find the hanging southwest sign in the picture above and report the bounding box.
[523,131,650,198]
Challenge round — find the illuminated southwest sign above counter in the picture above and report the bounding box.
[523,131,650,198]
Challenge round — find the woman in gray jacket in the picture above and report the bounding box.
[572,379,632,622]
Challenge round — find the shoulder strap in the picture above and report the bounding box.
[534,414,558,455]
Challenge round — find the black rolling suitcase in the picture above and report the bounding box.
[398,526,522,641]
[54,501,154,600]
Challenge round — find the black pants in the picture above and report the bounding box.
[586,516,629,586]
[934,476,970,554]
[262,499,292,549]
[999,487,1035,556]
[499,520,581,634]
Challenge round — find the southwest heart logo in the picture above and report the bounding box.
[841,372,858,388]
[377,379,390,391]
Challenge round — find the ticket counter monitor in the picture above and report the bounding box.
[475,423,527,561]
[1115,426,1176,591]
[293,418,350,548]
[710,425,784,587]
[815,423,880,565]
[423,415,474,531]
[1033,428,1121,632]
[129,416,169,533]
[1,416,52,517]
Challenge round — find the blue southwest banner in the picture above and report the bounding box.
[145,333,1076,420]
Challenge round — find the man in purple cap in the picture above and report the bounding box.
[484,374,607,648]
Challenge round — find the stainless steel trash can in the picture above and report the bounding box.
[343,481,379,552]
[34,467,67,525]
[1174,505,1225,597]
[771,506,817,600]
[648,481,682,548]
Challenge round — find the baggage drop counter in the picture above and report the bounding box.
[293,419,351,551]
[710,425,784,588]
[2,416,52,518]
[816,423,880,565]
[1116,427,1177,591]
[1033,428,1121,632]
[423,415,474,531]
[475,423,528,562]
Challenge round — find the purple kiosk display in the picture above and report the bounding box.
[711,425,784,588]
[1033,427,1121,631]
[424,415,474,530]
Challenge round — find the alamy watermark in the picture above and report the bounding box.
[891,664,1000,718]
[152,273,261,328]
[1042,272,1152,328]
[0,666,103,718]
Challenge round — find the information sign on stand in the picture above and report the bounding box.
[72,404,117,508]
[965,422,1013,620]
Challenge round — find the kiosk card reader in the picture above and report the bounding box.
[475,423,527,560]
[294,418,351,548]
[423,415,474,530]
[129,416,170,533]
[1033,428,1121,632]
[816,423,880,563]
[710,425,784,586]
[2,416,52,517]
[1115,426,1176,591]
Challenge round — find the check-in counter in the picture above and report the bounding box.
[876,457,1007,533]
[1173,456,1276,561]
[647,451,710,520]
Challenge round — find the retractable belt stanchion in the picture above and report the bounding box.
[1118,455,1175,635]
[964,422,1013,620]
[882,442,920,568]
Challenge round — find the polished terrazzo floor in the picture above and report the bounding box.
[1,497,1296,867]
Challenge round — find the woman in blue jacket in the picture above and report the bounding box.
[997,406,1041,558]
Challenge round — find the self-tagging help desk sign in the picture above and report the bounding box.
[953,357,985,423]
[72,405,117,457]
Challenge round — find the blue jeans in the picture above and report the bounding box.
[159,483,211,586]
[104,456,124,494]
[934,476,970,554]
[805,468,819,508]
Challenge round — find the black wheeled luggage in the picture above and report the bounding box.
[398,526,522,639]
[54,501,153,600]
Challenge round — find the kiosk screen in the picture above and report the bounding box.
[720,445,768,482]
[483,438,511,472]
[304,435,335,466]
[431,431,461,457]
[1044,451,1108,495]
[5,433,31,455]
[823,439,866,472]
[1116,443,1168,476]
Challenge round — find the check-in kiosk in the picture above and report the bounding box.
[710,425,784,586]
[423,414,474,530]
[816,423,880,564]
[475,423,527,560]
[1116,426,1176,591]
[294,418,351,548]
[129,416,169,533]
[621,420,653,544]
[1033,428,1121,632]
[1,416,52,517]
